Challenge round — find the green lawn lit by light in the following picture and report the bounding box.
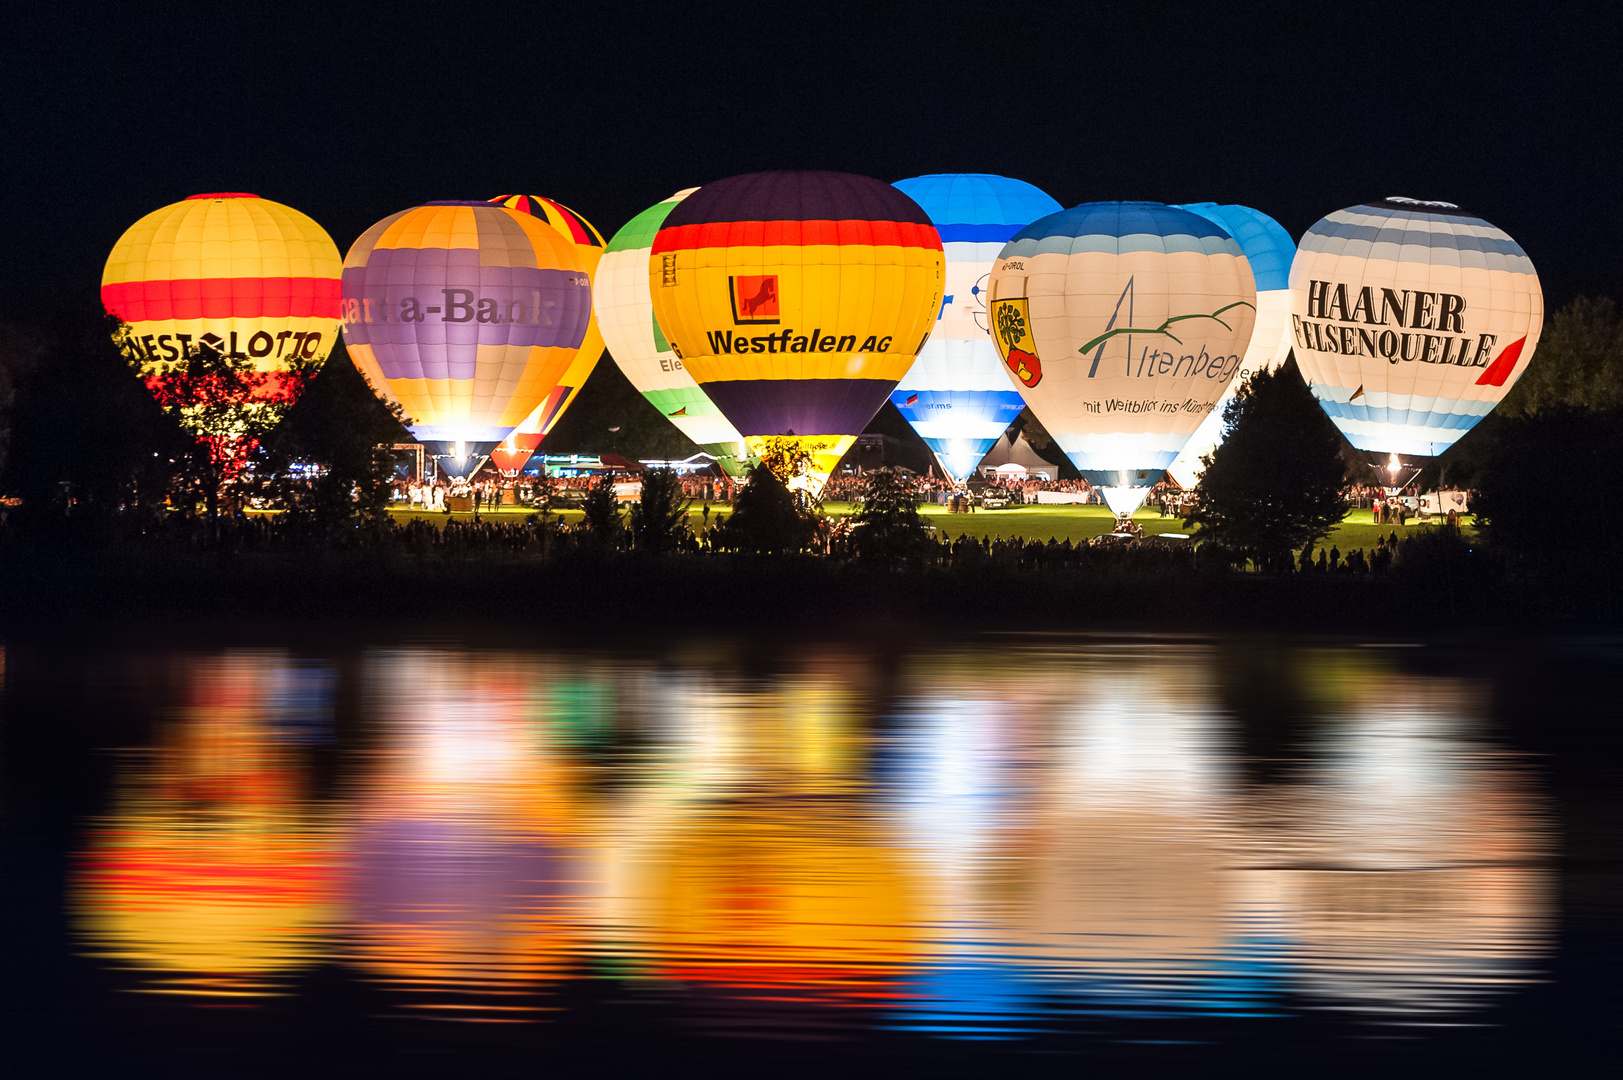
[384,501,1464,553]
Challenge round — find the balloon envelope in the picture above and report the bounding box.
[487,195,608,475]
[890,174,1063,482]
[1166,203,1295,488]
[987,202,1257,488]
[1287,197,1542,459]
[594,189,748,476]
[102,192,342,410]
[341,201,591,476]
[649,171,944,492]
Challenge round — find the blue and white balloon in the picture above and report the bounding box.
[1166,203,1296,488]
[890,174,1063,481]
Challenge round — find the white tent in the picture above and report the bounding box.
[976,433,1055,480]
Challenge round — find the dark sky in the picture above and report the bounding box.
[3,0,1617,323]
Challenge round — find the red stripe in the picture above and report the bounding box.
[539,198,592,246]
[101,276,342,322]
[651,219,941,255]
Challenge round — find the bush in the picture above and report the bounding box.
[715,465,817,554]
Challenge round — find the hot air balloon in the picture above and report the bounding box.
[1287,198,1542,470]
[102,192,343,426]
[595,189,749,476]
[987,202,1257,522]
[486,195,607,475]
[649,171,944,494]
[340,201,591,477]
[1166,203,1295,489]
[889,174,1063,482]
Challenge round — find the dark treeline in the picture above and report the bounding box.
[1,298,1622,627]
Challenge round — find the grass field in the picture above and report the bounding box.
[386,500,1466,552]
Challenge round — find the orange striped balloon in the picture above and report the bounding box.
[487,195,607,474]
[102,193,343,395]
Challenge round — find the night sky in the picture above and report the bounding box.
[3,0,1618,324]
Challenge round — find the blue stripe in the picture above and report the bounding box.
[1175,203,1295,291]
[934,222,1024,244]
[1303,217,1527,259]
[1316,399,1490,431]
[1012,202,1233,244]
[1000,232,1245,259]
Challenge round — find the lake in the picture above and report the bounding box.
[1,630,1616,1077]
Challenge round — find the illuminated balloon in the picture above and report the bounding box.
[102,192,342,409]
[649,171,944,493]
[987,202,1256,516]
[889,174,1063,481]
[487,195,607,475]
[595,188,749,476]
[340,201,591,476]
[1166,203,1295,488]
[1287,197,1543,459]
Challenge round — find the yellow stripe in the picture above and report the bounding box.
[103,198,341,287]
[649,243,942,389]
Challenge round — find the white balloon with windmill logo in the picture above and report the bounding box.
[987,202,1257,525]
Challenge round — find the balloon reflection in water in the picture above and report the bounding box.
[887,648,1263,1033]
[74,654,340,998]
[595,656,925,1029]
[1242,653,1552,1017]
[884,645,1551,1030]
[342,652,590,1017]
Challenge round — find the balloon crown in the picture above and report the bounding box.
[423,200,495,207]
[1384,196,1460,208]
[186,192,259,200]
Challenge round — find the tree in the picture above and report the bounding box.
[850,468,931,565]
[578,475,624,548]
[258,343,410,524]
[714,464,817,554]
[627,467,691,554]
[1498,296,1623,417]
[1473,406,1623,609]
[0,320,47,483]
[139,328,320,522]
[753,436,816,489]
[1186,356,1347,567]
[2,310,180,526]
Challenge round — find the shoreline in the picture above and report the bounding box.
[0,544,1598,633]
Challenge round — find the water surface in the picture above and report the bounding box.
[1,632,1614,1076]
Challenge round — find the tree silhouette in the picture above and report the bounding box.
[715,464,816,554]
[1186,355,1347,567]
[851,468,930,565]
[628,467,692,554]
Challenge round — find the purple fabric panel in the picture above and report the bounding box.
[662,171,933,229]
[341,250,589,382]
[698,378,895,438]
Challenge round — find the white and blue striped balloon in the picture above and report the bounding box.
[1288,198,1542,458]
[891,174,1063,480]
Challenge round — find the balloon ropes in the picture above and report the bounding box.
[102,192,343,430]
[648,171,944,495]
[1288,197,1542,463]
[340,200,591,477]
[1165,203,1295,489]
[486,195,607,476]
[987,202,1257,519]
[595,189,749,477]
[889,174,1062,483]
